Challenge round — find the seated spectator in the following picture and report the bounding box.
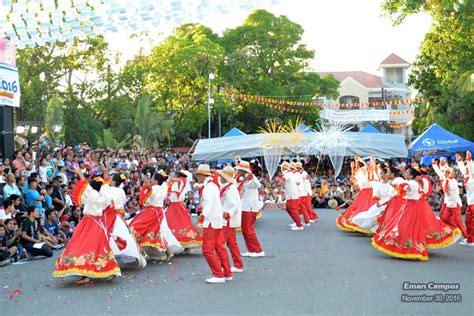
[16,176,27,197]
[186,191,199,217]
[3,173,21,200]
[0,199,15,225]
[56,165,68,185]
[62,185,73,208]
[44,209,68,245]
[313,185,326,208]
[0,224,17,266]
[44,184,54,211]
[25,178,45,218]
[4,219,21,254]
[20,206,53,258]
[68,206,82,229]
[324,183,344,207]
[8,194,27,224]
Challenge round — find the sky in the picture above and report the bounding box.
[107,0,432,76]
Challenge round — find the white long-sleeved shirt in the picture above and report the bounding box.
[403,180,421,201]
[293,171,305,198]
[282,171,299,200]
[432,163,462,207]
[354,168,370,190]
[221,183,242,228]
[239,174,263,212]
[168,178,186,202]
[373,181,397,205]
[201,178,224,229]
[143,183,168,208]
[457,159,474,206]
[81,184,112,216]
[100,184,127,210]
[301,170,313,196]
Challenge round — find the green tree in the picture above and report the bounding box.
[43,95,64,146]
[145,23,224,143]
[220,9,339,132]
[134,95,175,149]
[382,0,474,139]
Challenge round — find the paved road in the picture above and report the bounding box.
[1,209,473,315]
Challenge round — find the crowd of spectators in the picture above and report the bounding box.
[0,143,468,267]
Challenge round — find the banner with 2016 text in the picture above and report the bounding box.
[0,64,20,108]
[320,108,389,122]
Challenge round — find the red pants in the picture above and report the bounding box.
[286,199,302,227]
[223,226,243,269]
[466,205,474,243]
[441,206,468,238]
[298,197,310,224]
[202,226,231,278]
[305,195,318,220]
[439,203,446,220]
[241,212,263,253]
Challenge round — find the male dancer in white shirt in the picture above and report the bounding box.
[195,164,232,283]
[235,160,265,257]
[217,166,244,272]
[280,162,304,230]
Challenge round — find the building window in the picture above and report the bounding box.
[340,95,360,104]
[385,68,403,84]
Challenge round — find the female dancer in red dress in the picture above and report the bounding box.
[165,172,202,251]
[374,168,406,235]
[53,171,120,284]
[337,157,377,231]
[129,172,169,260]
[100,172,146,268]
[372,168,462,261]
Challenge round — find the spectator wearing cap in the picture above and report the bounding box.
[3,174,21,200]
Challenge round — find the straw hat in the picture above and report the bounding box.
[290,162,299,170]
[217,166,236,184]
[194,164,212,176]
[280,161,292,171]
[327,198,338,209]
[295,162,303,169]
[235,160,252,173]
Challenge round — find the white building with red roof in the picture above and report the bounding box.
[316,53,414,136]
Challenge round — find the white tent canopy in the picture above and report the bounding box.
[192,132,408,161]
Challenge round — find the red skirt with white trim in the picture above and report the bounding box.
[129,206,167,251]
[372,200,461,261]
[336,188,375,232]
[53,212,120,278]
[165,202,202,249]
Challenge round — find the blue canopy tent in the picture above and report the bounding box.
[409,124,474,165]
[216,128,246,166]
[223,127,246,137]
[298,123,316,133]
[360,124,381,133]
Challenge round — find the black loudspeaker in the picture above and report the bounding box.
[0,106,14,160]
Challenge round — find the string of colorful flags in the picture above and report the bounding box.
[228,92,423,109]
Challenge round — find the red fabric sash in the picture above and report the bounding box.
[220,183,233,200]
